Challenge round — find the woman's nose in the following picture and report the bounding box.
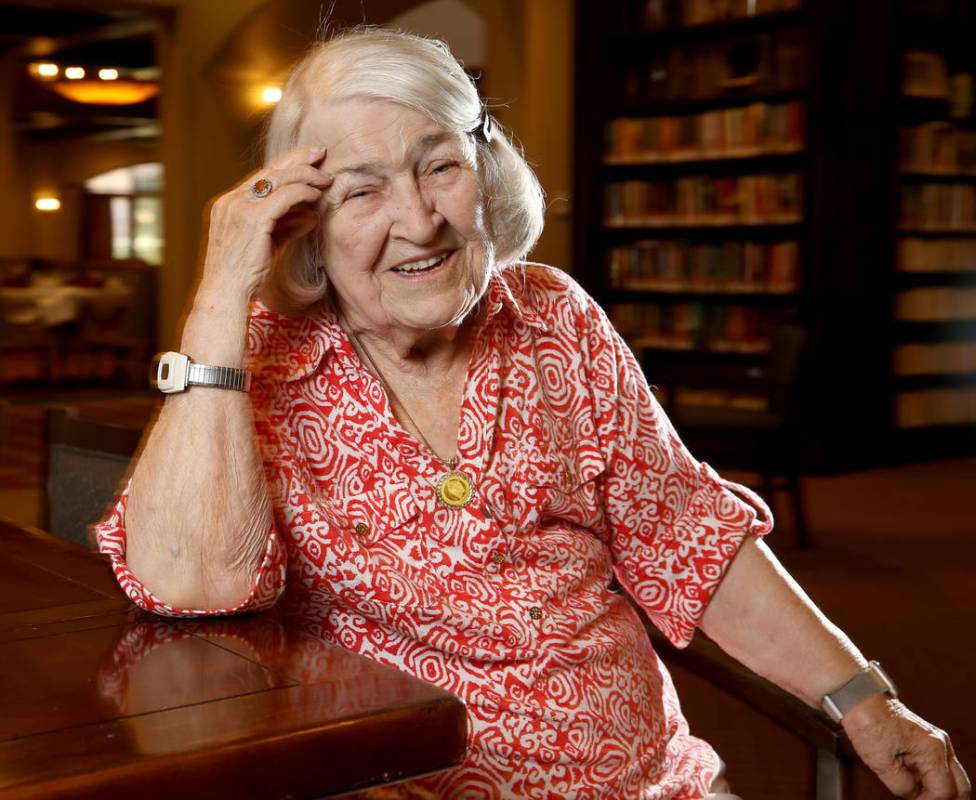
[389,180,441,243]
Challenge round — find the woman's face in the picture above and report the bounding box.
[304,96,492,336]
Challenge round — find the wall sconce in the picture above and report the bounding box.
[260,86,283,105]
[64,66,85,80]
[98,68,119,81]
[35,196,61,212]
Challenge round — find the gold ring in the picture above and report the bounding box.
[251,178,273,198]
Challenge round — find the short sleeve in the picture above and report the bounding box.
[94,486,286,618]
[582,297,773,648]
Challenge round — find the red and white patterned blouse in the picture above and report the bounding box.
[97,263,772,800]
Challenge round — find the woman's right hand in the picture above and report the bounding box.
[196,145,331,307]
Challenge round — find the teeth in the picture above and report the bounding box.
[393,254,446,273]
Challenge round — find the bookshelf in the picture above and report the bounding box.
[574,0,976,466]
[574,0,809,430]
[892,1,976,436]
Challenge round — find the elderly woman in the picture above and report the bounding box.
[96,27,968,800]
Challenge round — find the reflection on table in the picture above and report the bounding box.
[0,521,467,799]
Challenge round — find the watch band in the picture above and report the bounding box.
[821,661,898,724]
[152,351,251,394]
[187,362,251,392]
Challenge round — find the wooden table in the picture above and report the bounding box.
[0,521,467,799]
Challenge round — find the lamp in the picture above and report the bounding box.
[29,62,159,106]
[35,196,61,212]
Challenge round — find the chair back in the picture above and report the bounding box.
[45,408,141,548]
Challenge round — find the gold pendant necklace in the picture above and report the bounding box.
[435,456,475,509]
[345,321,475,510]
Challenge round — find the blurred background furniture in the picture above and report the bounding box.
[664,322,814,547]
[44,407,144,548]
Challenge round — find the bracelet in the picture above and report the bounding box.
[821,661,898,724]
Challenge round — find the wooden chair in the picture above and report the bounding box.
[634,605,859,800]
[44,408,143,548]
[0,305,57,385]
[666,323,815,547]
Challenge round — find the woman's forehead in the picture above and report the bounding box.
[300,97,459,167]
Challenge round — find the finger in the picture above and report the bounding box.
[267,144,327,172]
[909,738,958,800]
[256,183,324,228]
[244,165,332,198]
[951,761,972,799]
[271,208,320,246]
[874,757,921,798]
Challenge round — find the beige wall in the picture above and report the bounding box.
[24,139,160,263]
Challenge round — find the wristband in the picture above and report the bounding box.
[821,661,898,724]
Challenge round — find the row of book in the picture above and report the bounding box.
[894,342,976,375]
[611,302,771,353]
[898,238,976,271]
[605,102,804,163]
[638,0,800,29]
[671,387,769,412]
[896,388,976,428]
[604,174,803,226]
[900,184,976,232]
[606,240,800,293]
[895,288,976,321]
[899,123,976,175]
[619,33,805,107]
[903,51,974,119]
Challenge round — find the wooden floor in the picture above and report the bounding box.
[0,390,972,799]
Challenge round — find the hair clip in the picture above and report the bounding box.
[469,105,493,144]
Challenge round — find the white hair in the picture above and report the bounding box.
[262,26,545,311]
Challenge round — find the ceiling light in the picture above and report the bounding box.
[64,66,85,80]
[98,68,119,81]
[261,86,283,105]
[35,196,61,211]
[51,80,159,105]
[34,62,59,78]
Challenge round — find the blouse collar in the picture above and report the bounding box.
[251,264,550,384]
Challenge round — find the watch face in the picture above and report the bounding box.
[151,351,189,393]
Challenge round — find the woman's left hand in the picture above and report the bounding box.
[843,694,971,799]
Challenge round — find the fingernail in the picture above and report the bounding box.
[309,145,326,155]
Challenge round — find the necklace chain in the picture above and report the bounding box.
[344,322,457,468]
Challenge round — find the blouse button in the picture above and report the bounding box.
[528,606,543,620]
[354,522,370,537]
[489,551,505,565]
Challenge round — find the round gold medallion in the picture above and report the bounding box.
[437,469,474,509]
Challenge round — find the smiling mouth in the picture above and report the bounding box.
[391,252,450,275]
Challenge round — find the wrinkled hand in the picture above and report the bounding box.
[843,695,970,799]
[198,145,331,306]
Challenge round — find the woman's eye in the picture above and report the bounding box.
[430,161,458,175]
[346,188,374,200]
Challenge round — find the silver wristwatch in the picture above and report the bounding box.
[151,351,251,394]
[821,661,898,724]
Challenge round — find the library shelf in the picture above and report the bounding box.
[608,91,806,118]
[604,8,805,45]
[602,288,799,305]
[895,271,976,288]
[893,372,976,391]
[893,320,976,343]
